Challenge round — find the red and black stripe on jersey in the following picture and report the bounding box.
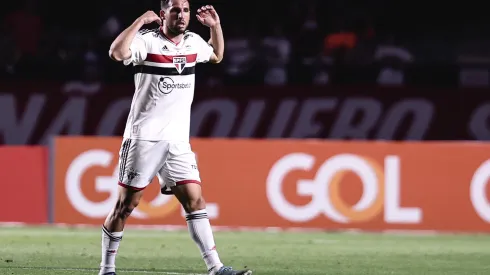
[134,53,197,76]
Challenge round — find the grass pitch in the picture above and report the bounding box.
[0,226,489,275]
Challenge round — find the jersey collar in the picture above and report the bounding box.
[159,27,187,46]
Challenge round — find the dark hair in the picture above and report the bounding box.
[161,0,171,10]
[161,0,190,10]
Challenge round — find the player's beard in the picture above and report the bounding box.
[168,24,187,35]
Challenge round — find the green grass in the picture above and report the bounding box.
[0,226,489,275]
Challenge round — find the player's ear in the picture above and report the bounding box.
[160,10,165,20]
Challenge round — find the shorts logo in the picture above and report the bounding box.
[173,57,187,74]
[126,168,140,184]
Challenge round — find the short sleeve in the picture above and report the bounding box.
[122,32,148,66]
[195,35,214,63]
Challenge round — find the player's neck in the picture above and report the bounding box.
[160,26,184,45]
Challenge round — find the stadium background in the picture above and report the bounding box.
[1,0,490,274]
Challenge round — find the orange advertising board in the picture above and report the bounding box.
[53,137,490,232]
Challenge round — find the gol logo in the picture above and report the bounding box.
[470,159,490,223]
[65,149,180,219]
[266,153,422,224]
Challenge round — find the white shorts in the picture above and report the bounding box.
[117,138,201,191]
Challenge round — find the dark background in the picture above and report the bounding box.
[1,0,490,87]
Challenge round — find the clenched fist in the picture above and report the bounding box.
[137,10,162,25]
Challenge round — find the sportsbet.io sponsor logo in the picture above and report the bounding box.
[158,77,191,94]
[266,153,423,224]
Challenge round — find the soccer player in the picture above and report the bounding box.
[99,1,252,275]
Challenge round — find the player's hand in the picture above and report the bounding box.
[196,5,220,28]
[137,11,162,25]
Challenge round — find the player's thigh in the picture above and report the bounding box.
[118,138,169,191]
[160,142,201,186]
[163,150,204,212]
[158,142,201,195]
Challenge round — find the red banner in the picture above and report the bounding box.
[53,137,490,232]
[0,146,48,223]
[0,83,489,145]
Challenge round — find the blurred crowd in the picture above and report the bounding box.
[1,0,490,92]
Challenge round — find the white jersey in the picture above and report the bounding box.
[121,27,214,142]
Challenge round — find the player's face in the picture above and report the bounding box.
[162,0,190,35]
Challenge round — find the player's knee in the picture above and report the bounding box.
[114,195,141,219]
[183,196,206,213]
[118,204,135,219]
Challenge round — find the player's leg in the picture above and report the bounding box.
[170,184,251,275]
[99,139,168,275]
[99,186,143,275]
[163,143,252,275]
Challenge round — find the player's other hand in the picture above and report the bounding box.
[196,5,220,28]
[137,11,162,25]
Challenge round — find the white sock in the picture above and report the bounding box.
[186,209,223,273]
[99,226,123,275]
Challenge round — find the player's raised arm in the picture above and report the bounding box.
[196,5,224,63]
[109,11,162,61]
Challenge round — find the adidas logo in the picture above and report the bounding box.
[162,45,169,51]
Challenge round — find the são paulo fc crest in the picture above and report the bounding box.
[173,57,187,74]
